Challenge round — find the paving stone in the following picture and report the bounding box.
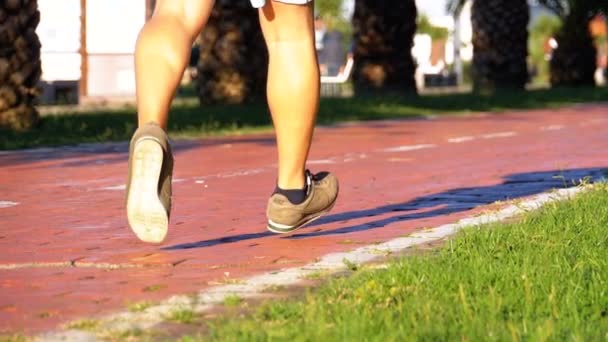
[0,105,606,333]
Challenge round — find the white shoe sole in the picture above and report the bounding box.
[126,139,169,243]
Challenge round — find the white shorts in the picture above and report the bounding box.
[250,0,312,8]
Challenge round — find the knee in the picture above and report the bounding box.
[259,3,314,45]
[152,1,209,40]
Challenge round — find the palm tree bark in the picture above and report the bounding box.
[537,0,608,86]
[352,0,418,95]
[0,0,41,131]
[549,24,596,87]
[471,0,529,93]
[196,0,267,104]
[549,2,597,86]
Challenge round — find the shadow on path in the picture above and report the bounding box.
[0,136,276,168]
[163,167,606,250]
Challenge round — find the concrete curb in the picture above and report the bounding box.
[40,185,592,341]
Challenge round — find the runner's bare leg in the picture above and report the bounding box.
[135,0,214,128]
[259,1,319,190]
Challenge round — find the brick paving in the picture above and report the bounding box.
[0,104,606,333]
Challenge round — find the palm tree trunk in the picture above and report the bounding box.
[549,8,596,86]
[352,0,418,95]
[471,0,529,93]
[0,0,41,131]
[196,1,267,104]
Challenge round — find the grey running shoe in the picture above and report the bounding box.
[266,170,339,234]
[125,122,173,243]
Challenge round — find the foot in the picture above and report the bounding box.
[125,123,173,243]
[266,170,338,234]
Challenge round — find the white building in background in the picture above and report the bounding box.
[37,0,81,82]
[36,0,150,103]
[36,0,557,102]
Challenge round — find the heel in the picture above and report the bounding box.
[126,139,169,243]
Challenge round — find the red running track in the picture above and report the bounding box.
[0,104,606,333]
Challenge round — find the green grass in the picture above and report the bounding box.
[65,319,100,331]
[102,328,145,341]
[127,301,153,312]
[0,334,27,342]
[303,271,328,281]
[224,295,244,307]
[2,86,607,150]
[166,309,198,325]
[342,258,359,272]
[193,184,608,341]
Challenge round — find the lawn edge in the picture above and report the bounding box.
[37,184,596,340]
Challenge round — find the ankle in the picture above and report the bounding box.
[277,173,306,190]
[274,185,308,205]
[277,175,306,190]
[138,119,167,130]
[275,170,312,204]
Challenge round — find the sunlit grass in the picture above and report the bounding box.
[196,184,608,341]
[166,309,198,325]
[65,319,100,331]
[2,86,606,150]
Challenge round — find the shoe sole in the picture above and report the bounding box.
[126,139,169,243]
[266,200,337,234]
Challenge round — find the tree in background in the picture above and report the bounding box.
[538,0,607,86]
[0,0,41,131]
[352,0,418,95]
[528,14,562,85]
[196,1,267,104]
[449,0,530,94]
